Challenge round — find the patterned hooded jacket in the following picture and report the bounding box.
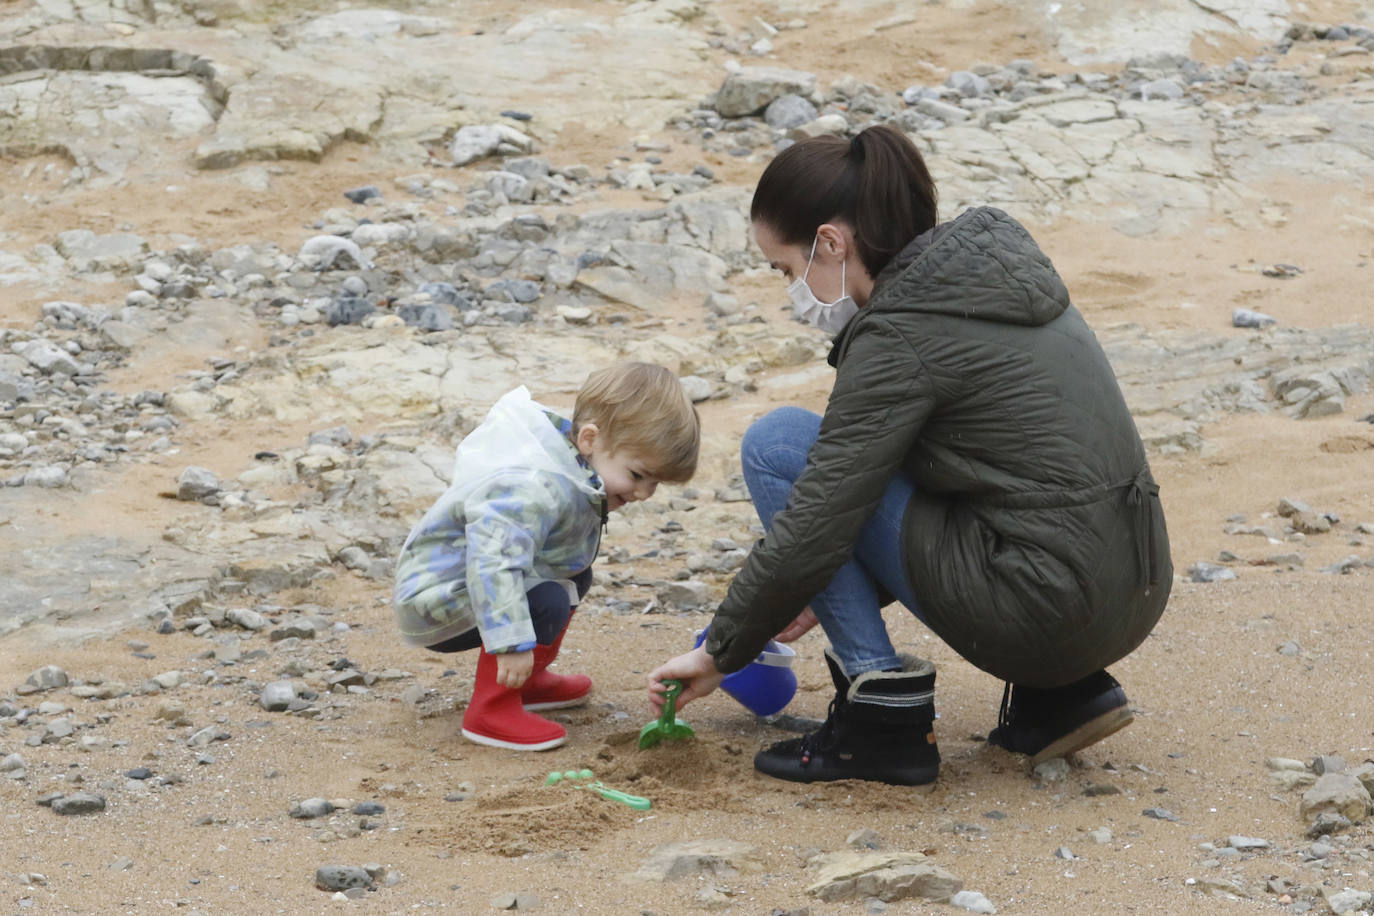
[393,386,605,651]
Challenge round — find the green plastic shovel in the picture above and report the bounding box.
[638,679,695,749]
[545,768,651,810]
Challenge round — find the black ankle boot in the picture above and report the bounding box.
[987,670,1132,766]
[754,649,939,786]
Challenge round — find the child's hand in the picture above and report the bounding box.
[495,650,535,689]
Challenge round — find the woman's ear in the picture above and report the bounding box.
[575,423,599,456]
[815,222,848,259]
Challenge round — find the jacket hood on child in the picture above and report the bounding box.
[393,386,606,651]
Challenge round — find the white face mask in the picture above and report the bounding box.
[787,236,860,333]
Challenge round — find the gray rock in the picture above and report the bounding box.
[325,297,375,326]
[1233,307,1277,328]
[1033,758,1071,783]
[805,851,963,903]
[315,865,372,891]
[789,113,850,140]
[1187,561,1236,583]
[915,97,972,123]
[54,230,147,272]
[397,303,452,331]
[15,339,81,376]
[291,797,336,819]
[715,67,817,117]
[187,726,230,747]
[659,580,711,610]
[1141,807,1178,821]
[52,792,106,815]
[343,185,381,204]
[353,801,385,816]
[0,370,32,402]
[260,680,297,711]
[946,70,991,97]
[1328,890,1374,915]
[1313,754,1346,775]
[449,124,533,166]
[1226,835,1269,850]
[270,619,318,641]
[25,665,68,690]
[846,828,882,850]
[951,890,997,914]
[679,375,712,402]
[226,607,267,630]
[486,278,541,303]
[1308,811,1353,837]
[299,235,371,271]
[1301,773,1372,825]
[634,840,763,881]
[177,466,220,501]
[504,156,551,179]
[23,466,68,488]
[1138,78,1185,99]
[764,94,818,129]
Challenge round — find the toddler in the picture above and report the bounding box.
[394,362,699,749]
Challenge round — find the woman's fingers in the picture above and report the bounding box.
[647,646,722,710]
[774,606,819,643]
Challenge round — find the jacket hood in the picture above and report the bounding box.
[452,386,602,502]
[864,206,1070,327]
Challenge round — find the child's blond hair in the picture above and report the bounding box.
[573,362,700,482]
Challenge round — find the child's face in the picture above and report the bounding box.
[575,425,661,511]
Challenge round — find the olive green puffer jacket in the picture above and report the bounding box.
[704,207,1171,687]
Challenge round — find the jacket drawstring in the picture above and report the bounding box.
[1127,469,1160,596]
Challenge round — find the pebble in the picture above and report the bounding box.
[51,792,106,815]
[25,666,68,690]
[315,865,372,891]
[763,94,818,129]
[1142,807,1178,821]
[1187,561,1236,582]
[951,890,997,914]
[260,680,296,711]
[176,466,220,501]
[343,185,381,204]
[291,798,336,819]
[1233,307,1277,328]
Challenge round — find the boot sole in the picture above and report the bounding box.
[1028,706,1134,766]
[461,728,565,751]
[522,695,590,712]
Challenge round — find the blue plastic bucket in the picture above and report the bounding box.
[694,629,798,717]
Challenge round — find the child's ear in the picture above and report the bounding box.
[574,423,598,456]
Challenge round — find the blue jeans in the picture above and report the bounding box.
[426,568,593,653]
[741,407,924,677]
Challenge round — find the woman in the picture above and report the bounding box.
[647,124,1171,787]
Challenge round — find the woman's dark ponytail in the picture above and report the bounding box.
[751,124,939,278]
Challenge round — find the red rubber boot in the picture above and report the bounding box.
[521,616,593,711]
[461,647,566,751]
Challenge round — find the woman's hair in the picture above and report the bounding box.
[573,362,700,482]
[750,124,939,279]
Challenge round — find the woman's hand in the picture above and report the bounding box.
[773,606,819,643]
[647,646,724,712]
[495,650,534,689]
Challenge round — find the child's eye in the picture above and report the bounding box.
[630,470,643,481]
